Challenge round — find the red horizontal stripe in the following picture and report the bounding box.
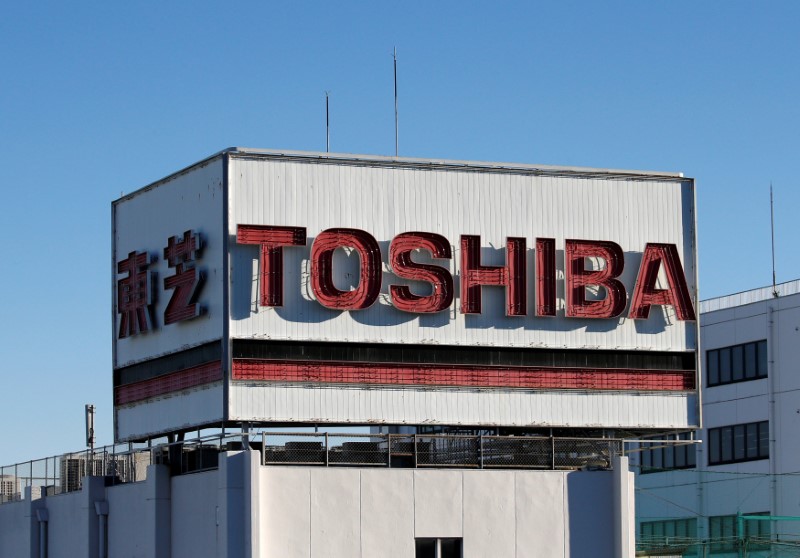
[115,361,223,405]
[232,359,694,391]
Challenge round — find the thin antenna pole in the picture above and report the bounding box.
[393,46,398,157]
[325,91,330,153]
[771,183,778,297]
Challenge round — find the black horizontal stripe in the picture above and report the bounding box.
[232,339,694,371]
[115,341,222,387]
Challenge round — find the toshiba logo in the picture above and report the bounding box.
[237,225,696,321]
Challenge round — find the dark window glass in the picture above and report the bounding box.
[687,443,696,467]
[708,340,767,387]
[440,538,462,558]
[759,422,769,457]
[641,519,697,545]
[709,421,769,465]
[416,539,461,558]
[709,516,735,552]
[709,429,721,464]
[745,343,757,379]
[719,348,732,383]
[640,434,696,475]
[734,425,746,460]
[652,447,663,469]
[708,350,720,386]
[416,539,436,558]
[721,516,736,550]
[721,426,733,462]
[746,423,758,459]
[732,345,744,381]
[664,445,674,469]
[675,445,686,468]
[757,340,768,378]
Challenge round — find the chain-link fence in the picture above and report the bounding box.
[637,535,800,557]
[0,444,152,502]
[0,431,250,503]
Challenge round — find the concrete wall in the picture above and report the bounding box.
[259,462,632,558]
[172,468,218,558]
[0,492,36,557]
[0,452,634,558]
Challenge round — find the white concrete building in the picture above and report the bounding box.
[635,280,800,556]
[0,450,635,558]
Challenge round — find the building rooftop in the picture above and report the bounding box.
[699,279,800,314]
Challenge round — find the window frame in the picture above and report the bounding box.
[707,340,768,388]
[708,512,770,553]
[708,421,769,466]
[640,432,696,474]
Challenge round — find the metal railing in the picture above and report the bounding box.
[261,433,621,470]
[0,432,621,504]
[0,431,248,503]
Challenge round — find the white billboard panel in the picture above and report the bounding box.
[112,157,225,368]
[112,157,225,440]
[228,156,697,352]
[111,150,699,440]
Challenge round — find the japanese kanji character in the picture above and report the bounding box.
[163,230,205,324]
[117,251,155,338]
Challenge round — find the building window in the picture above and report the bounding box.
[708,513,770,553]
[640,518,697,551]
[416,538,462,558]
[708,421,768,466]
[707,340,767,387]
[640,432,696,474]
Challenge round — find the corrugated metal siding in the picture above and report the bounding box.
[229,384,696,429]
[113,157,225,369]
[115,384,224,441]
[228,157,697,352]
[112,158,226,441]
[700,279,800,314]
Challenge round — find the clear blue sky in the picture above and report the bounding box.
[1,2,798,464]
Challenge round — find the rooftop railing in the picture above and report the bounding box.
[0,432,621,504]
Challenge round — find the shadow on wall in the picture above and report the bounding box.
[567,471,614,558]
[231,239,679,336]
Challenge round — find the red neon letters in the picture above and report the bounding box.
[310,229,382,310]
[461,236,526,315]
[629,243,696,321]
[389,232,454,313]
[117,251,155,338]
[117,230,209,339]
[236,225,697,321]
[535,238,556,317]
[565,240,626,319]
[237,225,307,307]
[163,230,205,324]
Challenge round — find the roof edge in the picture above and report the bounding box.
[114,147,691,204]
[224,147,688,180]
[700,279,800,313]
